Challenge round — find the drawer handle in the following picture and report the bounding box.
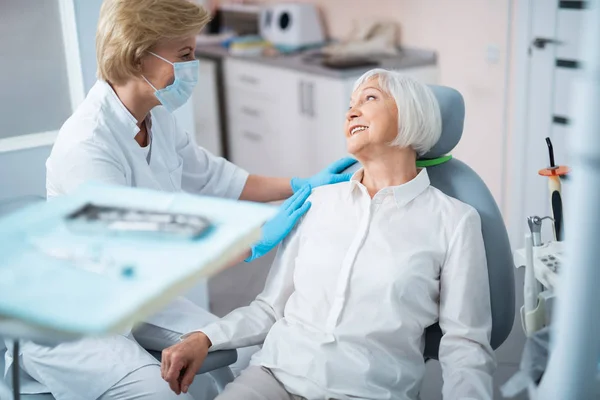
[239,75,259,85]
[243,131,262,141]
[307,82,315,118]
[241,107,260,117]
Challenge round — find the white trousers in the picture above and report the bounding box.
[17,297,260,400]
[98,365,195,400]
[216,366,306,400]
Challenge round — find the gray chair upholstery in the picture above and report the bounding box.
[0,197,237,398]
[21,395,54,400]
[344,85,515,359]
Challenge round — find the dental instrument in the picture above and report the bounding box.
[518,216,562,335]
[538,137,569,241]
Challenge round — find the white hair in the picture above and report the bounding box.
[352,69,442,156]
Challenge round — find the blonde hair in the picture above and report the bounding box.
[96,0,210,84]
[353,69,442,156]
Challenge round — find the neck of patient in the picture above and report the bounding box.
[359,147,418,198]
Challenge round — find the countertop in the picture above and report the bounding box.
[195,44,437,80]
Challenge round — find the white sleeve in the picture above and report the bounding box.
[187,222,301,350]
[54,140,126,195]
[438,208,496,400]
[175,125,248,199]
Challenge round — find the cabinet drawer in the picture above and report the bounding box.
[228,118,269,144]
[224,58,297,101]
[226,96,278,148]
[228,117,311,178]
[226,89,271,124]
[227,121,280,176]
[225,59,274,93]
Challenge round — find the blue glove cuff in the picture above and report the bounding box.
[245,243,270,263]
[245,246,258,263]
[290,177,306,193]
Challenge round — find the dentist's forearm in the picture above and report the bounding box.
[239,175,293,203]
[236,249,252,264]
[220,249,252,270]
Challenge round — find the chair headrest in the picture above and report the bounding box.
[421,85,465,159]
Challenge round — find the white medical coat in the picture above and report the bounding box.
[3,80,249,398]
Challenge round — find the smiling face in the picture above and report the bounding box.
[345,77,399,158]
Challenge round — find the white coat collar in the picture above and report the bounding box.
[92,80,144,138]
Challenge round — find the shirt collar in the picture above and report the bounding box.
[94,80,146,138]
[349,168,431,207]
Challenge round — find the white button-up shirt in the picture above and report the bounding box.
[199,168,495,400]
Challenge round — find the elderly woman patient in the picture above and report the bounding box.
[162,70,496,400]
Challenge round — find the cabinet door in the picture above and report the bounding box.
[191,57,223,156]
[299,74,351,175]
[225,60,310,178]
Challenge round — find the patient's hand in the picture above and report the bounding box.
[161,332,212,395]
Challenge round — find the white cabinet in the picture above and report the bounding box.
[295,73,352,175]
[224,58,438,178]
[225,59,311,177]
[191,57,223,157]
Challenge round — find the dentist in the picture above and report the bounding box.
[9,0,355,399]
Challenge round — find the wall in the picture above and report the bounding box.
[241,0,512,214]
[393,0,512,216]
[74,0,104,93]
[0,0,102,202]
[504,0,526,247]
[0,0,72,140]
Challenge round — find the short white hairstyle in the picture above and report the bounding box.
[352,69,442,156]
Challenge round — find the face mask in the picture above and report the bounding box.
[143,52,199,113]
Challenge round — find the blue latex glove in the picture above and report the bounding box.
[290,157,358,193]
[246,184,312,262]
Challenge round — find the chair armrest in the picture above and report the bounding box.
[148,349,238,375]
[198,350,238,374]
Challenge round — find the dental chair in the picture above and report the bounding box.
[0,197,238,399]
[417,85,516,358]
[347,85,515,358]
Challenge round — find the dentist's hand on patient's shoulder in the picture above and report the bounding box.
[290,157,357,193]
[246,157,357,262]
[247,184,313,262]
[161,332,211,395]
